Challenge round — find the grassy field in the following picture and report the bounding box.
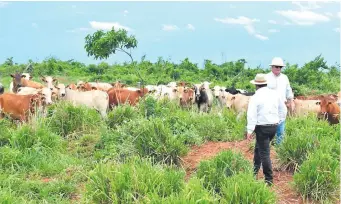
[0,83,339,204]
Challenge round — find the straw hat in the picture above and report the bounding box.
[250,73,267,85]
[269,57,285,67]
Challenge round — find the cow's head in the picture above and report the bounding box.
[316,98,333,114]
[55,83,66,97]
[41,76,58,91]
[137,88,149,97]
[193,84,202,100]
[225,95,236,109]
[10,72,25,92]
[211,86,222,98]
[180,88,194,104]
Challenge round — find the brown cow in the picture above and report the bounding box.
[316,96,340,125]
[179,88,195,108]
[0,92,45,122]
[107,87,149,108]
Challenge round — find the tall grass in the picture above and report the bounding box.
[220,173,276,204]
[85,157,185,203]
[196,150,252,193]
[293,150,340,202]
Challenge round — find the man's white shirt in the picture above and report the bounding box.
[265,72,294,103]
[247,87,287,134]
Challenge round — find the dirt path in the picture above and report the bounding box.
[180,140,305,204]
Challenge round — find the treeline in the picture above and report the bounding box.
[0,54,339,95]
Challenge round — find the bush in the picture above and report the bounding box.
[133,118,188,165]
[9,123,63,151]
[46,101,103,138]
[293,150,340,202]
[106,105,138,129]
[0,119,14,147]
[85,157,185,203]
[220,173,276,204]
[196,150,252,193]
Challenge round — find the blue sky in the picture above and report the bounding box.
[0,1,340,69]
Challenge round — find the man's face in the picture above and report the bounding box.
[271,65,283,76]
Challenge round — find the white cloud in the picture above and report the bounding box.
[187,24,195,30]
[276,10,330,25]
[89,21,132,31]
[254,34,268,41]
[214,16,268,41]
[0,1,9,8]
[214,16,260,25]
[268,20,277,24]
[268,29,280,33]
[162,24,179,31]
[292,1,321,10]
[123,10,128,16]
[334,28,340,33]
[32,23,38,28]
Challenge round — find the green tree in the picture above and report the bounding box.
[84,27,142,82]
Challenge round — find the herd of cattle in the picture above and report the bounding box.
[0,72,339,125]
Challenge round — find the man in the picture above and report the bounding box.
[265,57,294,145]
[246,73,287,186]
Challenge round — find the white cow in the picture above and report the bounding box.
[292,99,321,117]
[63,87,109,118]
[17,87,53,105]
[157,85,178,101]
[9,72,32,93]
[225,93,251,120]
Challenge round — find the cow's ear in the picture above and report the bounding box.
[65,85,70,88]
[316,102,321,105]
[231,96,236,100]
[29,76,33,79]
[92,87,97,90]
[10,74,15,78]
[41,77,46,82]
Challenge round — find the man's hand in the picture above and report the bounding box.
[246,133,254,141]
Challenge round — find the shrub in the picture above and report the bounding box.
[85,157,185,203]
[293,150,340,202]
[9,123,63,151]
[0,119,14,147]
[220,173,276,204]
[106,105,138,129]
[133,118,188,165]
[46,101,103,138]
[196,150,252,193]
[276,133,320,171]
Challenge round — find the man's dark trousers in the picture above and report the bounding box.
[253,124,278,185]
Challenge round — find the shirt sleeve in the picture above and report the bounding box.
[247,96,258,134]
[285,76,294,100]
[278,93,287,122]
